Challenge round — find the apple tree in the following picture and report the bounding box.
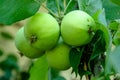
[0,0,120,80]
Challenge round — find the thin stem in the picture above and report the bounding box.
[64,0,72,14]
[84,62,90,80]
[34,0,59,18]
[77,0,81,10]
[42,4,59,18]
[56,0,61,17]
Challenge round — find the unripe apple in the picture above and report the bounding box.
[45,40,71,70]
[61,10,96,46]
[15,27,44,58]
[24,13,60,51]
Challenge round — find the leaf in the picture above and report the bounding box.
[0,54,19,70]
[105,53,115,76]
[103,0,120,20]
[89,30,106,61]
[78,0,107,27]
[65,0,78,14]
[78,64,92,78]
[46,0,64,13]
[113,27,120,46]
[78,0,89,11]
[0,31,13,39]
[53,76,66,80]
[69,48,83,76]
[29,55,49,80]
[110,0,120,6]
[0,0,40,25]
[96,22,112,53]
[109,21,119,31]
[109,46,120,73]
[0,49,3,56]
[48,68,65,80]
[93,9,107,27]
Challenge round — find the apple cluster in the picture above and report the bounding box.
[15,10,96,70]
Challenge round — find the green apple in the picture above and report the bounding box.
[15,27,44,58]
[24,13,60,51]
[61,10,96,46]
[45,40,71,70]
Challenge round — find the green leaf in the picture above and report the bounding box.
[48,68,65,80]
[46,0,64,13]
[78,65,92,78]
[65,0,77,14]
[103,0,120,20]
[0,54,19,70]
[78,0,107,27]
[53,76,65,80]
[0,31,13,39]
[110,0,120,6]
[89,30,106,61]
[93,9,107,27]
[105,53,115,76]
[29,55,49,80]
[69,48,83,76]
[0,0,40,25]
[109,46,120,73]
[109,21,119,31]
[113,27,120,46]
[0,49,3,56]
[78,0,88,11]
[96,22,112,53]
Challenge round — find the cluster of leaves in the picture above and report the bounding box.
[0,49,31,80]
[0,49,18,80]
[0,0,120,80]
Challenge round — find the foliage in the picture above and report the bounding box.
[0,0,120,80]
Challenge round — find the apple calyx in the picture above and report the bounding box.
[30,35,37,44]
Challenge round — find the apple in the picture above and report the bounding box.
[15,27,44,58]
[24,13,60,51]
[45,40,71,70]
[61,10,96,46]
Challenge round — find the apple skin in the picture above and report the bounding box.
[24,13,60,51]
[45,40,71,70]
[61,10,96,46]
[15,27,44,58]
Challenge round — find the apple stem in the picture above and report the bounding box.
[64,0,72,14]
[84,62,90,80]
